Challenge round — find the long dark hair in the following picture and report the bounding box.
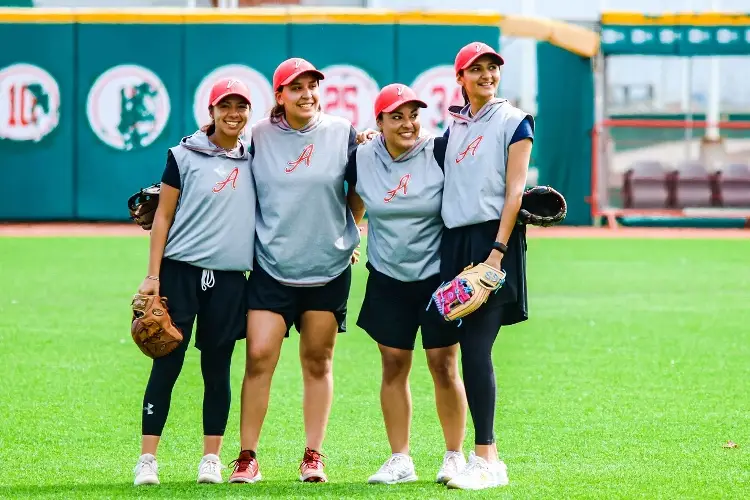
[200,122,216,135]
[269,102,285,124]
[458,70,469,106]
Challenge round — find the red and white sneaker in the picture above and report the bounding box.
[299,447,327,483]
[228,450,262,484]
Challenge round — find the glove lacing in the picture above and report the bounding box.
[426,285,464,328]
[201,270,215,291]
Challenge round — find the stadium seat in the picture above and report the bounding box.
[716,163,750,208]
[673,161,714,208]
[622,161,676,209]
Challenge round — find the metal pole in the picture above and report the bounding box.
[593,51,607,224]
[680,0,693,113]
[520,0,537,114]
[706,0,722,141]
[685,57,694,163]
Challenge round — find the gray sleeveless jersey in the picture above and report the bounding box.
[442,99,531,229]
[353,135,444,282]
[163,130,256,271]
[251,113,360,286]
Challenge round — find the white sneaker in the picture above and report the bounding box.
[436,450,467,484]
[445,451,509,490]
[133,453,159,486]
[367,453,419,484]
[197,454,224,484]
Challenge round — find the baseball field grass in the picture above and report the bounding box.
[1,233,749,499]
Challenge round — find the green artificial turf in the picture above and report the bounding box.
[0,236,748,499]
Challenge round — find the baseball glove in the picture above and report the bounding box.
[128,183,161,230]
[131,293,183,359]
[430,262,506,323]
[517,185,567,227]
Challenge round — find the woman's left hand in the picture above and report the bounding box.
[351,246,361,265]
[484,249,503,270]
[356,129,378,144]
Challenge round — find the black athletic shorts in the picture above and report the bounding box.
[440,220,529,329]
[245,261,351,336]
[158,257,248,352]
[357,262,459,351]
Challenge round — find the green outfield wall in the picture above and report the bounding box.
[0,8,603,226]
[0,9,508,221]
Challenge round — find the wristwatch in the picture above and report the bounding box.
[491,241,508,255]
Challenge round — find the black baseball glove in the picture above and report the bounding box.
[517,185,567,227]
[128,183,161,230]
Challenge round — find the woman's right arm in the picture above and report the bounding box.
[344,148,366,224]
[347,186,366,225]
[138,152,182,295]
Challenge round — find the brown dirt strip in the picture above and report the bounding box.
[0,222,145,237]
[0,222,747,239]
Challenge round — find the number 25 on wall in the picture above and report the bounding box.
[324,85,358,128]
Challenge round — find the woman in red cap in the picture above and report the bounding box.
[132,77,256,486]
[345,83,469,486]
[438,41,535,490]
[229,57,367,484]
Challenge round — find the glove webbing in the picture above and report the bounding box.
[427,277,501,328]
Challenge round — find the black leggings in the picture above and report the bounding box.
[140,258,247,437]
[440,221,529,446]
[458,313,501,445]
[142,343,234,436]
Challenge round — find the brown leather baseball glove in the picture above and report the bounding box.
[131,293,183,359]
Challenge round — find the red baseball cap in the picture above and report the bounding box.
[208,77,252,107]
[374,83,427,117]
[272,58,325,91]
[454,41,505,74]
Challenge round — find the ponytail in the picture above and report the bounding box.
[201,122,216,136]
[201,105,216,135]
[269,103,285,124]
[457,69,469,106]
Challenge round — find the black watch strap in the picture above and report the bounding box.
[492,241,508,254]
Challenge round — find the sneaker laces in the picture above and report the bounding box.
[460,456,488,478]
[201,458,222,475]
[229,454,253,473]
[135,459,157,475]
[443,451,464,471]
[379,454,409,474]
[301,448,326,471]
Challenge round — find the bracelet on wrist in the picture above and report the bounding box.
[146,275,160,281]
[491,241,508,255]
